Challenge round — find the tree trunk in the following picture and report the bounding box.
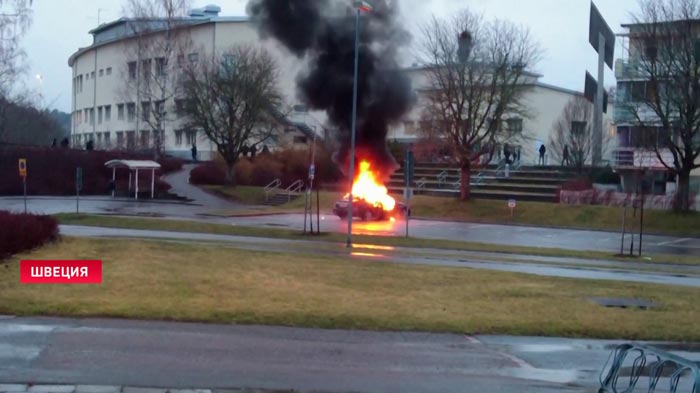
[675,170,691,212]
[225,161,237,186]
[460,161,471,201]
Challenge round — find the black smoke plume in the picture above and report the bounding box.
[247,0,413,179]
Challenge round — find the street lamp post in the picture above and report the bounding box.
[346,1,372,248]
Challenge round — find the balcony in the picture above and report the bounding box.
[613,147,674,170]
[614,58,648,80]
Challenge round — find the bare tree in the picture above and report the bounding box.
[419,10,541,200]
[624,0,700,211]
[120,0,192,157]
[548,96,610,174]
[179,45,282,184]
[0,0,32,142]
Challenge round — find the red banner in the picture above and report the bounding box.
[20,260,102,284]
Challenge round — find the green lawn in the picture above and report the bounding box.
[2,236,700,341]
[55,213,700,266]
[205,185,700,237]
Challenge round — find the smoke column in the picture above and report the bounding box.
[246,0,414,179]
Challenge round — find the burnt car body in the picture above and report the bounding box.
[333,197,409,221]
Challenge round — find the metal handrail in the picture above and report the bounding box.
[599,343,700,393]
[437,170,448,186]
[285,179,304,201]
[264,178,282,201]
[416,178,427,189]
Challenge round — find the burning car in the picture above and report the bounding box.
[333,160,409,221]
[333,197,409,221]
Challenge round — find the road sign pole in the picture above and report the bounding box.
[593,32,605,165]
[23,177,27,214]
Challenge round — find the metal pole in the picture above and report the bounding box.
[593,32,605,165]
[76,176,80,214]
[639,183,644,256]
[620,203,626,255]
[112,167,116,198]
[23,177,27,214]
[135,169,139,200]
[151,168,155,199]
[316,184,320,235]
[346,8,361,248]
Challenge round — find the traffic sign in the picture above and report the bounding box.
[308,164,315,180]
[508,199,516,208]
[18,158,27,177]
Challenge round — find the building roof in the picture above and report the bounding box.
[68,14,250,66]
[105,160,162,170]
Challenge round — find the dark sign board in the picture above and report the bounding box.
[584,71,608,113]
[589,2,615,69]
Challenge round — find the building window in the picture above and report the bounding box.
[186,130,197,145]
[104,132,111,147]
[571,121,587,136]
[188,53,199,64]
[99,69,104,77]
[154,100,164,119]
[293,136,308,144]
[177,55,185,68]
[117,104,125,121]
[116,131,124,148]
[126,131,135,150]
[106,67,112,76]
[127,103,136,122]
[79,75,83,92]
[155,57,166,77]
[175,129,183,146]
[98,107,103,124]
[141,101,151,121]
[128,61,137,80]
[104,105,111,122]
[97,132,103,148]
[175,99,186,115]
[142,59,152,81]
[506,118,523,133]
[90,71,95,79]
[140,130,150,148]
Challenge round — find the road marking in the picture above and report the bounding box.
[657,238,691,246]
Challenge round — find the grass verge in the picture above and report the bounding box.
[54,213,700,266]
[2,236,700,341]
[205,186,700,237]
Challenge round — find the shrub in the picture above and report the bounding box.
[0,146,182,196]
[250,155,284,186]
[0,211,59,259]
[591,166,621,184]
[561,178,593,191]
[189,161,226,185]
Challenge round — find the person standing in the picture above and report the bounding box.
[191,143,198,162]
[562,144,571,166]
[538,144,546,165]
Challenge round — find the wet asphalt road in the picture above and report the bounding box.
[61,225,700,287]
[0,316,626,392]
[2,196,699,257]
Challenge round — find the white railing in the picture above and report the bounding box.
[437,170,448,187]
[264,178,282,201]
[416,178,427,189]
[285,179,305,202]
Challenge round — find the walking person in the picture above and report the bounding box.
[562,144,571,166]
[538,144,546,165]
[191,143,198,162]
[503,143,511,164]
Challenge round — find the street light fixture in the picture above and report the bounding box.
[346,0,373,248]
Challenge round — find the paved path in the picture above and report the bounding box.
[0,316,626,392]
[61,225,700,287]
[162,164,241,211]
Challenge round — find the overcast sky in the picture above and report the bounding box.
[21,0,640,112]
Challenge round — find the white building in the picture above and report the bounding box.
[389,66,616,165]
[68,5,323,160]
[69,5,611,165]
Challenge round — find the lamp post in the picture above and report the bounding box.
[346,1,372,248]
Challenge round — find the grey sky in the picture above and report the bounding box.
[21,0,639,112]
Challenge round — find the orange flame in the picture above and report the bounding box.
[347,160,396,212]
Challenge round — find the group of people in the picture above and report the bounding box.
[500,143,573,167]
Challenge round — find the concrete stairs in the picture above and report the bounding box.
[264,192,302,206]
[388,163,577,202]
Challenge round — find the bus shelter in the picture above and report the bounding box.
[104,160,161,200]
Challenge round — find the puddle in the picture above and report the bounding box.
[510,344,577,353]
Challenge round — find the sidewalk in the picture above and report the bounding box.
[0,385,297,393]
